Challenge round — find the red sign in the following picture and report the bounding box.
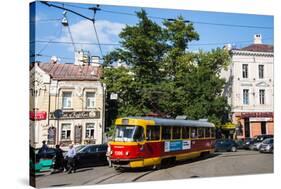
[30,111,47,120]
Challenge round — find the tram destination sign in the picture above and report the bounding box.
[49,110,100,120]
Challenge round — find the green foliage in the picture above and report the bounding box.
[102,10,231,126]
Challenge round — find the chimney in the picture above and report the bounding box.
[254,34,262,44]
[74,50,90,65]
[91,56,101,67]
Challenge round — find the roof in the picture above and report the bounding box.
[238,44,273,53]
[123,117,215,128]
[37,62,102,81]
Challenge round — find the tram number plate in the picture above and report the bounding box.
[115,151,123,156]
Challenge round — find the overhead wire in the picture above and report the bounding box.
[48,2,273,30]
[36,23,63,55]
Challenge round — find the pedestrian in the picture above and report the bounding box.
[106,144,112,167]
[53,144,64,172]
[38,140,48,159]
[65,144,76,174]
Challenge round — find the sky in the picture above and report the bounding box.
[30,1,274,63]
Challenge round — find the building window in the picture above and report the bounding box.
[259,89,265,104]
[61,124,71,140]
[242,64,248,78]
[62,92,72,109]
[86,92,95,108]
[243,89,249,105]
[85,123,95,139]
[146,126,160,140]
[258,65,264,79]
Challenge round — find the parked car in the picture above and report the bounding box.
[239,138,255,150]
[75,144,108,169]
[249,134,274,150]
[30,147,58,173]
[259,138,274,153]
[215,139,238,152]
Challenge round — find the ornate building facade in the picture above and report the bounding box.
[221,34,274,139]
[30,59,105,148]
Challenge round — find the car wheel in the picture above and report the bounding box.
[231,146,237,152]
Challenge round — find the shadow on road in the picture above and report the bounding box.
[49,183,70,187]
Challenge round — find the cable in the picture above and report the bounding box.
[44,2,273,30]
[37,24,63,54]
[91,6,103,57]
[99,9,272,29]
[32,37,272,47]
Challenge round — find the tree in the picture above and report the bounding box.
[102,9,230,128]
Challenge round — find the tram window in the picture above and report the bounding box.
[197,128,204,138]
[205,128,211,138]
[211,128,216,138]
[191,128,197,138]
[146,126,160,140]
[172,127,181,139]
[162,126,171,140]
[182,127,190,139]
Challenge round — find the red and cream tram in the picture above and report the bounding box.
[108,117,216,169]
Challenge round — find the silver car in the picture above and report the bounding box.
[259,138,274,153]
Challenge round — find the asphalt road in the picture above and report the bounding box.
[35,150,273,188]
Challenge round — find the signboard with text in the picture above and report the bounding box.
[29,111,47,121]
[164,140,191,152]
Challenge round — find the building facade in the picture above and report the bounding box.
[30,59,106,148]
[221,34,274,139]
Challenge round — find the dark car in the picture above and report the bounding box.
[259,138,274,153]
[215,139,238,152]
[75,144,108,168]
[240,138,255,150]
[36,148,57,160]
[249,134,274,150]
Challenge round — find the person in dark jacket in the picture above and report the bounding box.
[38,141,48,159]
[53,144,64,172]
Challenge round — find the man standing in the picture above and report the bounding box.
[66,144,76,174]
[53,144,64,172]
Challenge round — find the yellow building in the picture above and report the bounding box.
[30,61,105,148]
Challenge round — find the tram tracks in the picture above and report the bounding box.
[95,169,156,184]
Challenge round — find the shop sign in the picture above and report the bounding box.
[241,112,273,118]
[49,110,100,120]
[30,111,47,120]
[249,117,272,122]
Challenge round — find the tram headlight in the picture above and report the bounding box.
[125,151,130,156]
[110,150,113,155]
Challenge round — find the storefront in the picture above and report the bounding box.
[234,112,274,139]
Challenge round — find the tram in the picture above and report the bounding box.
[108,117,216,169]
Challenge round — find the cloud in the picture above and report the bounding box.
[57,20,125,57]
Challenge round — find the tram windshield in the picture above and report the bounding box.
[113,125,144,142]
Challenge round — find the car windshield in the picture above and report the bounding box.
[75,145,86,152]
[263,138,273,144]
[113,125,144,142]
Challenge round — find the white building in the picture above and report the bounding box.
[30,55,106,149]
[221,34,274,139]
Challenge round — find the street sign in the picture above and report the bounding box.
[54,109,63,119]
